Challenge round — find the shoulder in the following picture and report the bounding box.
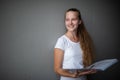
[54,35,68,50]
[58,35,65,40]
[56,35,68,43]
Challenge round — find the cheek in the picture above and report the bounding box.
[74,21,79,24]
[65,21,69,26]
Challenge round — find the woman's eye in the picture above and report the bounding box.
[65,19,69,21]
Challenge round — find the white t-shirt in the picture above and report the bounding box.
[55,35,86,80]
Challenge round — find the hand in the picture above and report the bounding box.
[72,70,79,78]
[77,69,97,77]
[89,69,97,74]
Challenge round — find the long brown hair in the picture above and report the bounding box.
[66,8,95,67]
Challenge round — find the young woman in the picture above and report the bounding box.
[54,8,97,80]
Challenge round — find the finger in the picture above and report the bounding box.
[89,69,97,74]
[78,70,91,76]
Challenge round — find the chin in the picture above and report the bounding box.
[67,26,77,31]
[68,29,76,32]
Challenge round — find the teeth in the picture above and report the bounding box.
[70,26,74,28]
[69,25,74,27]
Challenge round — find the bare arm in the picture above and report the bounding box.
[54,48,78,78]
[54,48,97,78]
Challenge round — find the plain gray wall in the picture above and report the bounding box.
[0,0,120,80]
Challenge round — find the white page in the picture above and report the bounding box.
[85,58,118,71]
[65,58,118,72]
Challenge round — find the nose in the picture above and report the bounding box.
[69,20,73,25]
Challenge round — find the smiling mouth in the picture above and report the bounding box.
[68,25,75,28]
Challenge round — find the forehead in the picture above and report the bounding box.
[66,11,79,18]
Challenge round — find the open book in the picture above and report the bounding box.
[81,58,118,71]
[67,58,119,72]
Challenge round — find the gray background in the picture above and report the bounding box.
[0,0,120,80]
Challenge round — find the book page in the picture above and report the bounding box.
[65,58,118,72]
[86,58,118,71]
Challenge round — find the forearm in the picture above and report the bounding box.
[55,68,77,78]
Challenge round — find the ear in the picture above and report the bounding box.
[79,20,82,24]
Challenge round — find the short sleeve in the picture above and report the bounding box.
[54,37,65,51]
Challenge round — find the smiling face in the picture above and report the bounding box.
[65,11,81,32]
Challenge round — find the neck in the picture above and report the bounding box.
[65,31,79,42]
